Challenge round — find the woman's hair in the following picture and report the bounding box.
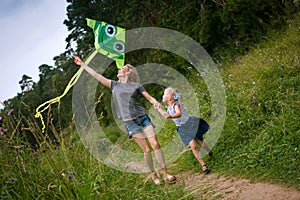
[125,64,140,83]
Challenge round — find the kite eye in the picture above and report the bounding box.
[105,25,116,37]
[114,42,125,52]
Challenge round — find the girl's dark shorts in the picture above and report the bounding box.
[176,117,210,146]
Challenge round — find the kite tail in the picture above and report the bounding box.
[35,50,97,133]
[34,67,84,132]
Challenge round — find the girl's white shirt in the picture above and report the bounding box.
[167,101,189,126]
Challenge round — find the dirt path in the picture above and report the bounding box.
[176,171,300,200]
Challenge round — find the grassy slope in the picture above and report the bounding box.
[203,12,300,188]
[1,12,299,200]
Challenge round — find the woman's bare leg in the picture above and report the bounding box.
[144,125,175,182]
[132,133,160,184]
[132,133,154,171]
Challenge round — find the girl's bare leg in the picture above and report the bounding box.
[196,139,211,154]
[189,139,206,166]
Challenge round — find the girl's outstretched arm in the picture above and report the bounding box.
[154,104,182,119]
[155,106,170,119]
[74,56,111,88]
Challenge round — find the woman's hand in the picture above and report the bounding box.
[153,102,161,109]
[154,103,171,119]
[74,56,83,66]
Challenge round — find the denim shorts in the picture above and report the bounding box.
[123,115,153,138]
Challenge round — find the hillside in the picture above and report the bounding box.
[209,12,300,188]
[0,9,299,200]
[166,11,300,199]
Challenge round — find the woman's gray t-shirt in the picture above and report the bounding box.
[111,80,147,120]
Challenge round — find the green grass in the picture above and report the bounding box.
[0,128,190,199]
[207,12,300,188]
[1,12,300,200]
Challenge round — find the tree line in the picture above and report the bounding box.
[0,0,298,146]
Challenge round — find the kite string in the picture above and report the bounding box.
[35,50,97,133]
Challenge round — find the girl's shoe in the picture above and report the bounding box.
[202,164,210,174]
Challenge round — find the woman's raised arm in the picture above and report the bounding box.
[74,56,111,88]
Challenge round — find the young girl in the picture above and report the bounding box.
[155,87,212,173]
[74,56,176,184]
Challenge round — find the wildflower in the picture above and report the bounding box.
[235,41,240,46]
[7,109,13,116]
[0,116,2,123]
[202,91,209,96]
[234,57,240,61]
[0,128,8,135]
[252,97,257,107]
[205,112,211,117]
[9,177,17,182]
[67,172,74,179]
[200,72,206,77]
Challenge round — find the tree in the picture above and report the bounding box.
[19,74,34,92]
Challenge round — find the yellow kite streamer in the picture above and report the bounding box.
[35,50,97,132]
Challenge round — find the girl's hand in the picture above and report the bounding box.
[163,113,170,119]
[74,56,83,65]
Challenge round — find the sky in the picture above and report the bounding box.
[0,0,69,109]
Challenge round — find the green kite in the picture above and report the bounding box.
[86,18,125,69]
[35,19,125,132]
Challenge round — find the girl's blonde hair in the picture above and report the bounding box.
[165,87,177,96]
[165,87,183,100]
[125,64,140,83]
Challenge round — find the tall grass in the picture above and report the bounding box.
[206,12,300,188]
[0,114,190,199]
[1,12,300,200]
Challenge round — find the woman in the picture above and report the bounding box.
[74,56,176,184]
